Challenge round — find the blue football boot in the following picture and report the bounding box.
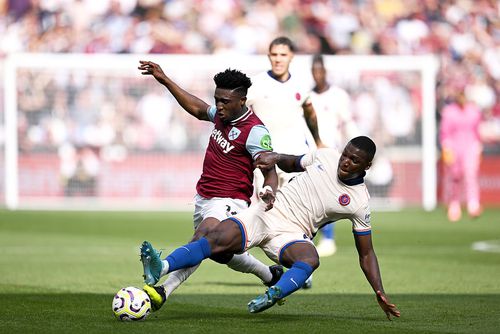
[140,241,163,286]
[248,286,284,313]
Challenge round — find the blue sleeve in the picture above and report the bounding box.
[246,125,273,159]
[207,105,216,123]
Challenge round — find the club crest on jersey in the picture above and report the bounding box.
[228,127,241,141]
[339,193,350,206]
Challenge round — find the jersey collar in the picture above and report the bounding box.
[267,70,291,83]
[230,108,252,125]
[339,171,366,186]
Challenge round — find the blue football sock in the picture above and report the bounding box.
[275,261,314,298]
[165,237,212,273]
[322,223,334,240]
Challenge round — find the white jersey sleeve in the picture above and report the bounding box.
[207,105,216,123]
[299,148,332,169]
[246,125,273,159]
[350,204,372,235]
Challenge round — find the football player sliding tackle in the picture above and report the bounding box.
[139,132,401,319]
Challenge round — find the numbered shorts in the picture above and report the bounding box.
[229,202,314,265]
[192,194,248,229]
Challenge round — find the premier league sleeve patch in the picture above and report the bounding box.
[339,193,351,206]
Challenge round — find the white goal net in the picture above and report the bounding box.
[2,53,438,210]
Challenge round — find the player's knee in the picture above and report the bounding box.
[302,256,320,270]
[192,218,220,241]
[312,258,320,270]
[204,229,231,254]
[206,228,241,255]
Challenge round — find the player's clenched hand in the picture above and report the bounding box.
[138,60,167,82]
[376,290,400,320]
[259,186,275,211]
[254,152,279,170]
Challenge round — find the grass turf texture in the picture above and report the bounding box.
[1,208,499,333]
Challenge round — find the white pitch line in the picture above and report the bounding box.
[471,240,500,253]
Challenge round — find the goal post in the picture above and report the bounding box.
[3,53,439,211]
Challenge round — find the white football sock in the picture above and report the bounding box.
[226,252,272,283]
[160,260,170,277]
[161,264,200,298]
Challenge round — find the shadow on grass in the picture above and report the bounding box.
[2,293,500,334]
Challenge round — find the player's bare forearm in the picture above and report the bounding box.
[261,164,278,192]
[254,152,304,173]
[355,233,400,320]
[354,234,384,292]
[260,166,278,210]
[138,60,209,121]
[302,102,324,147]
[359,250,385,294]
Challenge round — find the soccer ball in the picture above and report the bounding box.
[112,286,151,321]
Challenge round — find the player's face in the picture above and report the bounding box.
[268,44,294,81]
[214,88,246,123]
[337,143,372,180]
[312,63,326,87]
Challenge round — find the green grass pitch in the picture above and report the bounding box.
[1,208,499,333]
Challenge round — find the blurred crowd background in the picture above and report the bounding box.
[1,0,498,147]
[0,0,499,202]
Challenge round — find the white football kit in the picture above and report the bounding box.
[309,85,359,150]
[247,71,314,155]
[247,71,315,189]
[230,148,372,264]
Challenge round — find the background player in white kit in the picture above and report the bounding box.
[138,136,400,319]
[246,36,324,190]
[309,54,360,257]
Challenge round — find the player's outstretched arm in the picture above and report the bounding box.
[138,60,210,121]
[254,152,305,173]
[302,100,325,148]
[354,233,401,320]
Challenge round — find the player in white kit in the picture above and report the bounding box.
[247,36,324,190]
[139,136,400,319]
[309,53,360,257]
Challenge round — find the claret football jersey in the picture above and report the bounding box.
[196,105,272,203]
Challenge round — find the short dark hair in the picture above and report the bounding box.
[213,69,252,96]
[269,36,296,53]
[312,53,324,66]
[349,136,376,162]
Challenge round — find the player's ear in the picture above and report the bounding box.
[240,96,247,106]
[365,161,372,171]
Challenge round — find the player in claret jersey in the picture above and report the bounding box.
[137,61,282,311]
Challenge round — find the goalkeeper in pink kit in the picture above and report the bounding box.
[439,91,482,221]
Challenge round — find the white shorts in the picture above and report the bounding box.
[192,194,248,228]
[229,202,314,264]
